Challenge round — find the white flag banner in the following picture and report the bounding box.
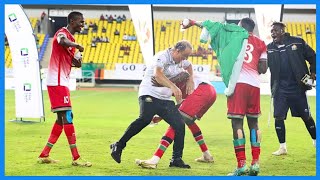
[254,5,282,90]
[129,5,155,66]
[5,4,44,119]
[254,5,282,45]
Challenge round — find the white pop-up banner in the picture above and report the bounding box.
[5,4,44,120]
[129,5,155,66]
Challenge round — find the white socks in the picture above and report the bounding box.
[313,139,316,148]
[149,156,160,164]
[203,150,211,157]
[280,143,287,149]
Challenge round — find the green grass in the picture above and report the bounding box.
[5,89,316,176]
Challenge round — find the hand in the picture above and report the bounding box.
[310,73,316,83]
[171,85,182,104]
[76,44,84,52]
[181,19,196,29]
[186,78,194,95]
[152,115,163,123]
[72,58,82,68]
[169,71,190,84]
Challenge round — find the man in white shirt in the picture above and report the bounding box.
[110,40,194,168]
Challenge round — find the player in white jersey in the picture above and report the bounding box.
[110,40,194,168]
[38,11,91,167]
[227,18,267,176]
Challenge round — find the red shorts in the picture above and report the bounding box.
[179,83,216,119]
[47,86,72,112]
[227,83,260,119]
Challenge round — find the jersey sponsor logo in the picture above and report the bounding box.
[291,44,297,51]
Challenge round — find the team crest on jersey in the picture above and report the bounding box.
[291,44,297,51]
[145,97,153,102]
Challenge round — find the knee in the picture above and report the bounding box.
[231,118,243,130]
[63,110,73,124]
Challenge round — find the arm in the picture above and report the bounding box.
[154,67,182,104]
[258,59,268,74]
[184,64,194,95]
[57,34,84,52]
[302,39,316,81]
[181,19,203,29]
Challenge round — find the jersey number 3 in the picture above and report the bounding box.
[244,43,254,63]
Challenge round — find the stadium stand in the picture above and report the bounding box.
[5,17,316,72]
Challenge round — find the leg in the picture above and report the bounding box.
[179,84,216,162]
[153,126,175,159]
[272,92,289,155]
[60,110,91,167]
[135,126,175,169]
[247,117,261,176]
[302,116,316,147]
[290,92,316,147]
[184,119,213,163]
[226,83,249,176]
[159,101,190,168]
[38,113,63,163]
[228,118,248,176]
[231,118,246,168]
[38,85,71,163]
[111,96,157,163]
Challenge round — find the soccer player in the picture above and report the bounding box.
[135,73,217,169]
[181,17,266,176]
[267,22,316,156]
[110,40,194,168]
[226,18,267,176]
[37,11,92,167]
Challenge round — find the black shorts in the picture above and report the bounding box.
[273,91,311,120]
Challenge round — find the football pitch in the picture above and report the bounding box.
[4,88,316,176]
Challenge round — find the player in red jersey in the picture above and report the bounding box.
[226,18,267,176]
[135,73,217,169]
[37,11,91,167]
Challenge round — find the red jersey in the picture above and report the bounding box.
[47,27,76,86]
[238,34,267,88]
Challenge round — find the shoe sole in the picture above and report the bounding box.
[72,163,92,167]
[195,159,214,163]
[141,162,157,169]
[37,158,59,164]
[169,164,191,169]
[272,152,287,156]
[111,153,121,163]
[249,170,259,176]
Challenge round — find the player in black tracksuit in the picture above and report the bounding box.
[267,22,316,155]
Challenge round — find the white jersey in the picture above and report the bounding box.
[139,49,191,100]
